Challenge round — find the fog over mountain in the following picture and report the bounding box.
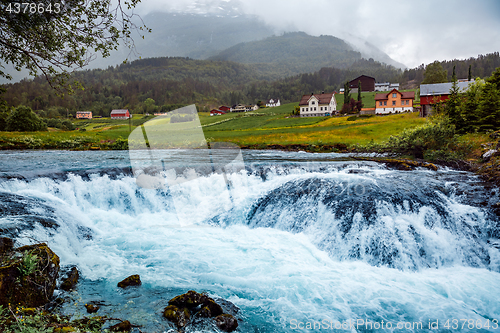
[2,0,499,83]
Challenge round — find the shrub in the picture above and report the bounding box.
[6,106,47,132]
[385,115,456,159]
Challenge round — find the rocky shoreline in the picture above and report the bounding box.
[0,237,240,332]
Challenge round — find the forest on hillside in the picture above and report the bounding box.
[1,53,499,118]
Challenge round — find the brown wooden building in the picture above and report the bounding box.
[348,75,375,92]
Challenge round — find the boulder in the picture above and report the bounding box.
[109,320,132,332]
[168,290,204,308]
[117,274,141,288]
[197,298,223,318]
[482,149,498,162]
[0,237,14,254]
[60,267,79,291]
[84,303,100,313]
[163,305,190,328]
[0,242,60,307]
[215,314,238,332]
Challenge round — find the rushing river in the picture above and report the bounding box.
[1,149,500,332]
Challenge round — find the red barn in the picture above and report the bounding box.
[110,109,131,119]
[210,109,226,116]
[219,106,231,112]
[420,81,471,117]
[349,75,375,92]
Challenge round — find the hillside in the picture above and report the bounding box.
[209,32,363,75]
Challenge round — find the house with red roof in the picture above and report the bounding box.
[298,92,337,117]
[375,89,415,114]
[210,109,226,116]
[110,109,131,119]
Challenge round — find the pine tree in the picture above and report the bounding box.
[468,65,472,81]
[446,65,465,132]
[357,80,362,112]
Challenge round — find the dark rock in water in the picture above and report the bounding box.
[109,320,132,332]
[164,305,190,328]
[198,298,223,318]
[215,298,240,316]
[117,274,141,288]
[0,242,60,307]
[168,290,204,308]
[215,314,239,332]
[84,303,100,313]
[0,237,14,254]
[60,266,79,291]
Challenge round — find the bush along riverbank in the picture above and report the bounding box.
[0,238,240,332]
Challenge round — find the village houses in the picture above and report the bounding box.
[299,92,337,117]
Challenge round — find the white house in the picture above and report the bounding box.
[266,98,281,107]
[298,92,337,117]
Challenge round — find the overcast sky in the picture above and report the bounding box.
[134,0,500,68]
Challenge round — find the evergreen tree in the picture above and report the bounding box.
[446,65,464,132]
[357,80,362,112]
[460,79,483,132]
[468,65,472,81]
[343,81,350,107]
[477,67,500,130]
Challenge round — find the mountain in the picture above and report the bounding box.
[208,32,364,74]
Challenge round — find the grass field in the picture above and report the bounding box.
[201,103,426,146]
[0,103,427,150]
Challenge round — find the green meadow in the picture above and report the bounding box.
[0,102,427,150]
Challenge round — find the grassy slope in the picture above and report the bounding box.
[0,102,427,149]
[201,102,426,146]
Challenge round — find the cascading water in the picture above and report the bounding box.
[1,150,500,332]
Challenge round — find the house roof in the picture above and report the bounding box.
[111,109,129,114]
[77,111,92,114]
[299,92,335,105]
[420,81,471,96]
[375,89,415,100]
[266,98,280,103]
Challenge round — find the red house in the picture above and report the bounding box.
[210,109,226,116]
[219,106,231,112]
[420,81,471,117]
[110,109,131,119]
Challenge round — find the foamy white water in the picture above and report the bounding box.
[0,150,499,332]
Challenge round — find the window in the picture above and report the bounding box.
[379,101,383,106]
[406,100,410,105]
[314,107,317,111]
[312,101,315,105]
[306,108,308,111]
[392,93,397,98]
[320,107,323,111]
[384,101,387,106]
[392,101,396,106]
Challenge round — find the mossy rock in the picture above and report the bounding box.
[60,266,79,291]
[168,290,204,308]
[215,313,238,332]
[0,242,60,307]
[109,320,132,332]
[84,303,100,313]
[163,305,190,328]
[117,274,141,288]
[197,298,223,318]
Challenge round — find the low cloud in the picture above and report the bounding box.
[135,0,500,68]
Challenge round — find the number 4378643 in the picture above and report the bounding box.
[443,319,498,330]
[5,2,61,14]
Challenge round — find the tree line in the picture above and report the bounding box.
[1,53,499,119]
